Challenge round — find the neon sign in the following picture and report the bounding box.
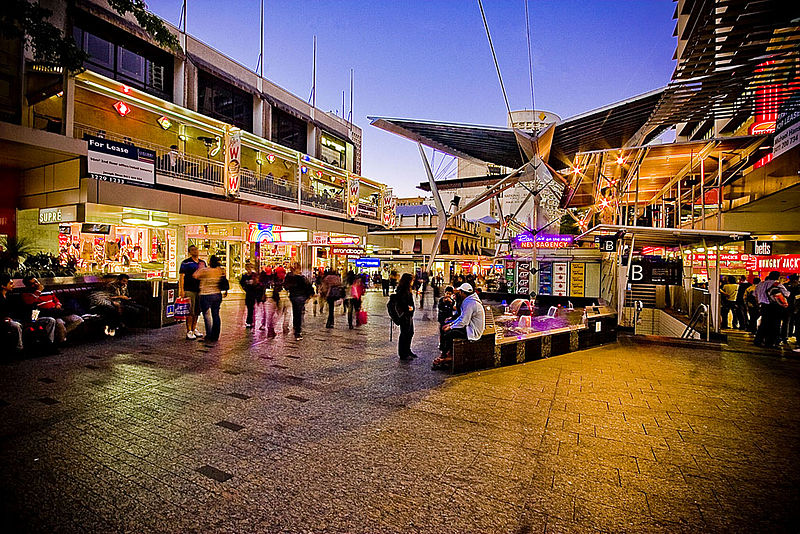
[513,233,574,249]
[247,223,307,243]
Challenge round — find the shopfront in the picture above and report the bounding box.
[310,232,364,272]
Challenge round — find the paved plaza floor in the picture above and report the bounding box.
[1,292,799,533]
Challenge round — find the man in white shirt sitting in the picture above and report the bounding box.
[433,283,486,369]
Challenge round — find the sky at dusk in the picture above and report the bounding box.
[145,0,677,197]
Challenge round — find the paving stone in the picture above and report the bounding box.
[0,294,798,532]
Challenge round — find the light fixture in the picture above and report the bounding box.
[771,235,778,240]
[256,152,263,165]
[616,156,625,165]
[56,91,64,98]
[113,101,131,116]
[696,247,705,253]
[121,208,169,227]
[301,166,308,174]
[267,154,275,163]
[316,170,323,177]
[157,116,172,130]
[572,166,581,174]
[121,84,131,94]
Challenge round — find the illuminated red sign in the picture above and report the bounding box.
[747,255,800,272]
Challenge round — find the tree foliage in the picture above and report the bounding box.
[0,0,179,73]
[106,0,179,51]
[0,0,87,72]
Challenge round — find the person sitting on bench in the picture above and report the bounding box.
[433,283,486,370]
[1,274,58,354]
[20,275,83,343]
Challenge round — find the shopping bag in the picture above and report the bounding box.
[174,297,191,319]
[357,310,368,325]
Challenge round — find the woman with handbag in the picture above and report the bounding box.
[194,255,227,342]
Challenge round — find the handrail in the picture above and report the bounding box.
[682,303,708,340]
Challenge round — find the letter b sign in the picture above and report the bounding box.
[630,264,644,282]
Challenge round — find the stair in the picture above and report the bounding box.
[625,284,657,308]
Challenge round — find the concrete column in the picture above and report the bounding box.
[173,55,185,107]
[253,95,263,137]
[62,75,75,137]
[306,124,317,158]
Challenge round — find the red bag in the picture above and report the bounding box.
[174,297,191,319]
[357,310,368,325]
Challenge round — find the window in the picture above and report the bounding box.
[73,24,173,100]
[413,239,422,254]
[84,32,114,70]
[117,46,145,83]
[198,71,253,131]
[272,108,307,153]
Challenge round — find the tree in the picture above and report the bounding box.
[0,0,179,73]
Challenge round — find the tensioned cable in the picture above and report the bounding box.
[477,0,527,168]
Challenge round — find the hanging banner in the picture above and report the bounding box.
[389,196,397,227]
[347,176,360,218]
[225,127,241,197]
[382,187,393,226]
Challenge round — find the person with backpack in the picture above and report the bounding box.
[389,273,416,360]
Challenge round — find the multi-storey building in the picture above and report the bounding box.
[0,0,395,283]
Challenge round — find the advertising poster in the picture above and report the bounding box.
[504,260,515,291]
[570,263,585,297]
[517,260,532,294]
[553,262,569,296]
[225,128,241,197]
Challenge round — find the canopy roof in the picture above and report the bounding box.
[368,87,665,170]
[561,135,768,209]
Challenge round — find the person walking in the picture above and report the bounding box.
[285,263,312,340]
[179,245,206,340]
[322,269,342,329]
[239,262,260,328]
[347,273,365,329]
[381,270,391,296]
[266,266,290,337]
[194,255,226,343]
[392,273,416,360]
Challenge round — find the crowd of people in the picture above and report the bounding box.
[720,271,800,350]
[177,245,489,367]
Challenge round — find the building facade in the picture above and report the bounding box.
[0,0,395,284]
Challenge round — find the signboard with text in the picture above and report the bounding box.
[746,254,800,273]
[86,135,155,186]
[513,232,574,249]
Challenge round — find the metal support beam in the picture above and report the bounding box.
[418,143,448,274]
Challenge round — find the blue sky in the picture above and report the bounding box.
[146,0,676,196]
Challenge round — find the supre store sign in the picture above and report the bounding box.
[747,255,800,272]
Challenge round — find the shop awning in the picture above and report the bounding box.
[577,224,750,248]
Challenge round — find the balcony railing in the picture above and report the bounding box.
[301,186,345,213]
[239,167,297,202]
[72,123,387,222]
